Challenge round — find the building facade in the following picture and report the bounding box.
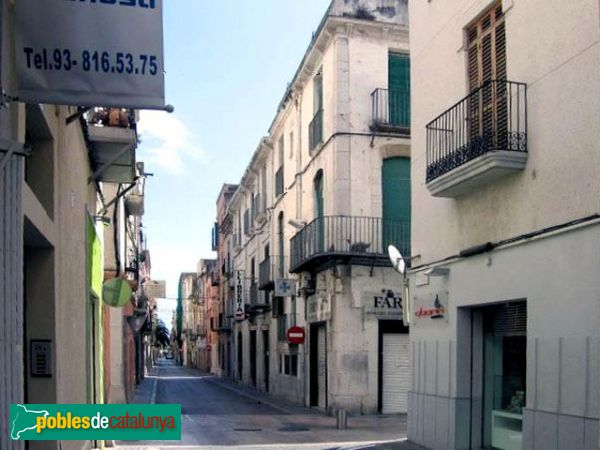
[0,9,146,448]
[407,1,600,449]
[219,0,412,415]
[214,184,238,378]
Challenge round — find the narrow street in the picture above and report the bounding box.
[117,360,411,450]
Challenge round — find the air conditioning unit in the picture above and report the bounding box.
[297,273,315,296]
[125,193,144,216]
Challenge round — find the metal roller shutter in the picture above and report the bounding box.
[382,333,409,414]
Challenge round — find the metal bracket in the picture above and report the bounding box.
[0,139,30,172]
[66,107,91,125]
[88,143,135,184]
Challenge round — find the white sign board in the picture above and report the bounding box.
[235,271,245,321]
[362,290,403,320]
[15,0,164,109]
[307,295,331,323]
[144,280,166,299]
[275,279,296,297]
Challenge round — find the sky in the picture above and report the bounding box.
[137,1,331,323]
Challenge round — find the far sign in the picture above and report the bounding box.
[286,326,305,345]
[275,279,296,297]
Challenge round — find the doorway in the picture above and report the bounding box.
[469,301,527,450]
[237,331,243,381]
[250,330,257,387]
[263,330,269,392]
[309,322,327,409]
[382,157,410,254]
[378,320,409,413]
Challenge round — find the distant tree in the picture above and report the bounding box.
[154,319,170,348]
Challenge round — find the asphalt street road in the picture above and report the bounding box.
[117,360,411,450]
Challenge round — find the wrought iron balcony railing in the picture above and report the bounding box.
[426,80,527,183]
[290,215,410,273]
[309,109,323,151]
[258,255,285,290]
[371,88,410,132]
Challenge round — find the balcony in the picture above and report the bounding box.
[275,166,284,197]
[370,88,410,134]
[290,215,410,273]
[85,107,138,183]
[426,80,527,198]
[258,255,284,291]
[309,109,323,151]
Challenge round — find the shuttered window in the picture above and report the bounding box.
[388,53,410,127]
[467,2,507,145]
[467,2,506,90]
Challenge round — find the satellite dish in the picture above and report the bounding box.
[388,245,406,274]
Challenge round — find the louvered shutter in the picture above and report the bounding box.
[467,2,507,146]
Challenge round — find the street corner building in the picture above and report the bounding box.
[0,5,156,450]
[202,0,413,416]
[407,1,600,450]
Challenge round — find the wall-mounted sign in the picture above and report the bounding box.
[362,289,403,319]
[275,279,296,297]
[414,291,448,324]
[15,0,164,109]
[144,280,166,298]
[286,326,305,345]
[235,271,245,321]
[307,295,331,323]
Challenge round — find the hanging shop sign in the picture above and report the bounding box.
[235,271,245,321]
[413,291,448,324]
[286,326,305,345]
[102,278,133,308]
[362,289,403,319]
[15,0,165,109]
[275,279,296,297]
[144,280,166,299]
[307,295,331,323]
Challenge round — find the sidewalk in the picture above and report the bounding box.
[205,374,319,416]
[130,364,160,404]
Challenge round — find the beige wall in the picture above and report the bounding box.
[410,0,600,266]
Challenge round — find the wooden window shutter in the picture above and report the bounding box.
[467,2,507,144]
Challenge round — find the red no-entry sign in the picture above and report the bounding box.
[286,326,305,344]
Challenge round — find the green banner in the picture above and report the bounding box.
[10,404,181,441]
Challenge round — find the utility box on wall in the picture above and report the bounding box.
[30,340,52,377]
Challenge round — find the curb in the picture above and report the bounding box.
[150,366,160,404]
[204,377,294,415]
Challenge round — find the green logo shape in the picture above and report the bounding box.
[10,404,181,441]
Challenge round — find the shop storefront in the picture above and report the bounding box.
[408,223,600,450]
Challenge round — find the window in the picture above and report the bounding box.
[273,297,284,318]
[278,135,284,167]
[277,212,285,276]
[467,2,506,140]
[277,314,287,341]
[289,131,294,158]
[283,353,298,376]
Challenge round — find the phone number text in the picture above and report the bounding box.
[22,47,160,76]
